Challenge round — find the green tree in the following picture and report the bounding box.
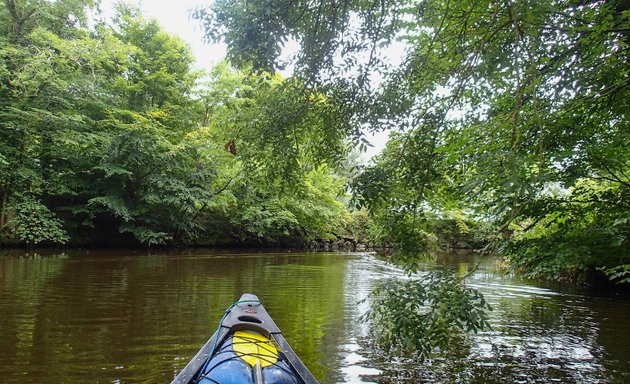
[192,64,352,246]
[78,7,210,245]
[0,2,212,245]
[0,0,103,243]
[196,0,630,282]
[0,3,352,246]
[194,0,630,359]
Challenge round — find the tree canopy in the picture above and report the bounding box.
[196,0,630,283]
[0,0,352,247]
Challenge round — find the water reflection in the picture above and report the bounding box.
[0,250,629,383]
[351,254,630,384]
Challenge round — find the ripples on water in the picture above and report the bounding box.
[341,256,630,384]
[0,250,629,383]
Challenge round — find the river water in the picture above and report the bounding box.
[0,249,629,383]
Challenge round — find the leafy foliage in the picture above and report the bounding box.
[351,130,494,272]
[0,2,350,246]
[507,178,630,282]
[362,269,491,359]
[195,0,630,359]
[198,0,630,283]
[603,265,630,284]
[7,196,68,245]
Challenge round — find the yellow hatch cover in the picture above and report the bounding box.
[232,331,278,367]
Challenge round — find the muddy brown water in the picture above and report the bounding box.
[1,249,629,383]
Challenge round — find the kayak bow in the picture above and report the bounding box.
[171,294,319,384]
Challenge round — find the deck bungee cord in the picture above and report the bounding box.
[197,299,261,381]
[199,339,294,373]
[196,353,297,384]
[195,298,297,384]
[208,299,262,357]
[171,293,318,384]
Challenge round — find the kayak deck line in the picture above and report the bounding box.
[171,293,319,384]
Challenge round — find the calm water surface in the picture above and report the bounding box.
[0,249,629,383]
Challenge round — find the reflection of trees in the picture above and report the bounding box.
[248,252,349,380]
[0,252,66,380]
[585,298,630,382]
[456,289,607,383]
[5,250,626,383]
[358,256,625,384]
[0,250,350,383]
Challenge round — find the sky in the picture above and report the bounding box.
[100,0,390,161]
[99,0,226,68]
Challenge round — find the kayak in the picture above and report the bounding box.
[171,293,319,384]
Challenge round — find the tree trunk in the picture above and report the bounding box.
[5,0,33,44]
[0,188,8,229]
